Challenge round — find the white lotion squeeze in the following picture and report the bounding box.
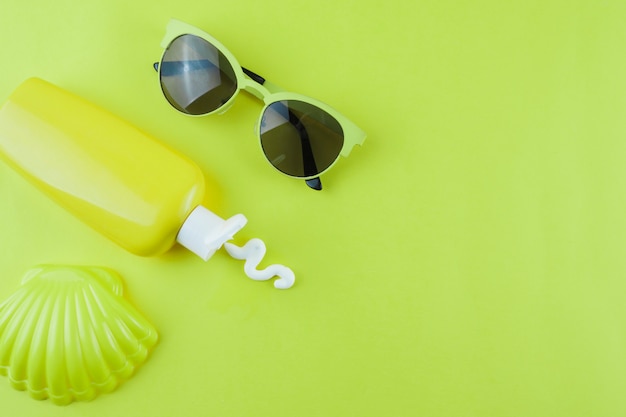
[225,239,296,290]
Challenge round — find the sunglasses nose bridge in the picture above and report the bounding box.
[240,79,272,104]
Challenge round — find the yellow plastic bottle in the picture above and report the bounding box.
[0,77,246,260]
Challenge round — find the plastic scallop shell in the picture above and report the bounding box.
[0,265,158,405]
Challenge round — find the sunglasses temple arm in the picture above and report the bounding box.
[242,67,266,85]
[288,110,322,191]
[242,67,286,96]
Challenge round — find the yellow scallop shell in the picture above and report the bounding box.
[0,265,158,405]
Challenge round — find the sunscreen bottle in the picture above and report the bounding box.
[0,78,294,289]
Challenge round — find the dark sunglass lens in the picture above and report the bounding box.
[259,101,344,178]
[159,34,237,115]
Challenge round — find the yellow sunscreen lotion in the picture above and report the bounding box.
[0,78,294,289]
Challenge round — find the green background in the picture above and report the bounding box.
[1,0,626,415]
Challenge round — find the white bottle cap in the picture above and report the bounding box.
[176,206,248,261]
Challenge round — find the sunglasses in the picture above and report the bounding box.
[154,19,366,190]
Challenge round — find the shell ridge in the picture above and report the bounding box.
[44,286,72,405]
[88,284,141,390]
[64,289,96,402]
[79,285,118,392]
[0,285,34,322]
[0,285,46,347]
[3,279,59,389]
[21,282,62,399]
[84,284,158,381]
[95,296,148,366]
[93,287,158,371]
[104,295,159,349]
[0,291,35,369]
